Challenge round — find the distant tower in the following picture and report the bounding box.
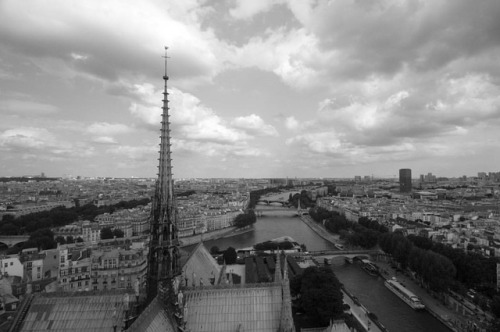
[399,168,412,193]
[146,47,181,304]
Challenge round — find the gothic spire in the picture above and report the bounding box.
[274,251,282,283]
[279,254,295,332]
[146,47,181,304]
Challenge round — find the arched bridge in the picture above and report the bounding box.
[0,235,30,248]
[256,200,289,206]
[301,249,382,258]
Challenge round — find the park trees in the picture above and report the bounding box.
[223,247,237,264]
[233,210,256,228]
[292,266,344,327]
[100,227,114,240]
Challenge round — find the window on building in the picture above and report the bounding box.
[4,263,7,268]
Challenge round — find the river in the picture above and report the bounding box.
[193,196,450,332]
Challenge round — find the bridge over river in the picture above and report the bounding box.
[0,235,30,247]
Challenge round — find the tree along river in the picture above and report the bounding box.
[191,203,450,332]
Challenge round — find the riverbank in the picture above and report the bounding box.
[299,214,461,331]
[179,225,253,247]
[375,260,460,331]
[299,215,340,245]
[342,288,386,332]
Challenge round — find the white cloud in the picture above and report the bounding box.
[92,136,118,144]
[231,114,278,136]
[175,139,267,158]
[0,0,230,88]
[285,116,299,130]
[87,122,132,136]
[0,99,59,115]
[0,127,56,150]
[130,85,250,144]
[231,27,332,89]
[107,145,157,161]
[229,0,284,20]
[0,127,94,158]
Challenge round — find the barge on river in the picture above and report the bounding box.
[361,259,378,276]
[384,277,425,310]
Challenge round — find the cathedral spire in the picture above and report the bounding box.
[279,254,295,332]
[274,251,282,283]
[146,47,181,304]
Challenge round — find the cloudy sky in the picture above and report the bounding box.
[1,0,500,179]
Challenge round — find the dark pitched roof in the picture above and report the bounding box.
[183,283,282,332]
[20,291,135,331]
[126,296,175,332]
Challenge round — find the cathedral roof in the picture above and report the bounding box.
[182,242,221,287]
[20,291,134,332]
[126,296,175,332]
[183,283,282,332]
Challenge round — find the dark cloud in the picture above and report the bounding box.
[309,0,500,79]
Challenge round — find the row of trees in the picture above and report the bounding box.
[309,208,387,249]
[2,199,150,254]
[0,198,150,236]
[407,234,498,293]
[308,207,500,321]
[379,233,456,292]
[233,210,257,228]
[309,207,496,295]
[288,190,315,209]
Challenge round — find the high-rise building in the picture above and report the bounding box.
[399,168,412,192]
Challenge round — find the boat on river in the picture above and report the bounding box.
[384,278,425,310]
[361,259,378,276]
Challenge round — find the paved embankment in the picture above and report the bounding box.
[342,289,386,332]
[179,226,253,247]
[299,215,340,245]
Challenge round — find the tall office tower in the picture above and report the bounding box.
[399,168,412,192]
[146,47,181,305]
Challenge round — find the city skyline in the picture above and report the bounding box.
[2,1,500,179]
